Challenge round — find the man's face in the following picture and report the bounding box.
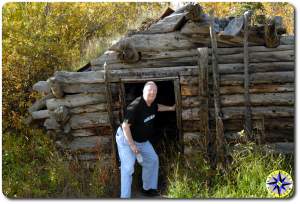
[143,84,157,104]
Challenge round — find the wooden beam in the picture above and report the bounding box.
[243,11,253,140]
[197,47,210,152]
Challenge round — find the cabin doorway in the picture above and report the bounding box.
[120,79,183,196]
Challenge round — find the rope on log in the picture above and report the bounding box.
[243,11,253,140]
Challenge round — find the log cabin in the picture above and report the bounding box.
[28,4,294,177]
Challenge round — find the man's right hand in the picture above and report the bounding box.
[130,144,140,155]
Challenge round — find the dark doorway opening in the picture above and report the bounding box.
[123,80,181,195]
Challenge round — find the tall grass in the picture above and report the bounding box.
[2,128,113,198]
[166,143,294,198]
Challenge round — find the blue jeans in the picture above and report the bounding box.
[116,126,159,198]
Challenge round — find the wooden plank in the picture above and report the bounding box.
[209,9,225,167]
[174,78,183,153]
[197,47,210,151]
[244,11,252,139]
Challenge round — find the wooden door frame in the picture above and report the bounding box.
[119,77,183,154]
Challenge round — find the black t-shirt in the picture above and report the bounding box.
[123,96,158,142]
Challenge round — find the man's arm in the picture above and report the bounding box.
[121,122,140,155]
[158,104,176,112]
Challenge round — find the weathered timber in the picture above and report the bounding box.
[60,83,107,94]
[181,20,210,35]
[51,105,70,124]
[220,71,294,85]
[46,93,107,110]
[32,81,50,94]
[69,111,110,129]
[182,106,294,121]
[209,9,225,167]
[222,15,244,36]
[243,11,252,139]
[69,103,107,114]
[220,92,294,107]
[147,12,187,33]
[197,47,210,150]
[183,120,200,131]
[264,17,280,48]
[221,106,294,120]
[92,45,293,67]
[263,142,294,154]
[44,118,61,130]
[28,93,54,113]
[71,126,113,137]
[54,71,105,83]
[47,77,64,98]
[67,136,111,153]
[109,31,199,52]
[31,110,50,120]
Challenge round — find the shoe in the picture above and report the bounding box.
[141,188,160,197]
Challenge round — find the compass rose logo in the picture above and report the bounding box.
[266,170,293,198]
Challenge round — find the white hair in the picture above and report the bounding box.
[143,81,157,92]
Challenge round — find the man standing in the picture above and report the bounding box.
[115,81,175,198]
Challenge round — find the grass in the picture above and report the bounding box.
[2,128,113,198]
[166,142,294,199]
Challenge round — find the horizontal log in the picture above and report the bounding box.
[31,110,49,120]
[69,112,110,129]
[28,94,54,113]
[182,96,200,108]
[220,92,294,107]
[61,83,106,94]
[182,106,294,121]
[92,45,294,69]
[109,31,198,53]
[264,130,294,143]
[217,62,294,74]
[182,120,200,131]
[46,93,106,110]
[32,81,50,94]
[54,71,105,84]
[221,106,294,120]
[183,132,203,145]
[69,103,107,114]
[262,142,294,154]
[220,83,294,94]
[67,136,111,153]
[215,50,294,64]
[181,85,198,96]
[71,126,113,137]
[220,71,294,85]
[280,36,294,45]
